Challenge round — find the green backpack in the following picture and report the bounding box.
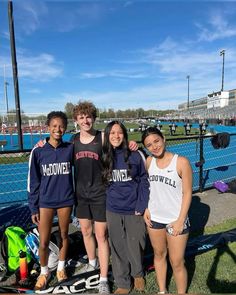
[1,226,32,272]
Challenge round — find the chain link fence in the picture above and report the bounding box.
[0,150,31,207]
[166,133,236,192]
[0,134,236,208]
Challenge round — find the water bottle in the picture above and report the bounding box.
[19,250,28,280]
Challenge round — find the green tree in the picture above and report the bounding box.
[65,102,75,119]
[136,108,145,118]
[107,108,115,118]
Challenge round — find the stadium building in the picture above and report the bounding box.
[178,88,236,122]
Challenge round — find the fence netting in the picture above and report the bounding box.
[0,133,236,207]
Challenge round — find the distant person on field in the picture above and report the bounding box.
[28,111,75,290]
[142,127,192,294]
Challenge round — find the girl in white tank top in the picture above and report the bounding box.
[142,127,192,294]
[148,154,183,224]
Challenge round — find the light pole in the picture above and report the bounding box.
[3,64,9,121]
[8,0,23,149]
[186,75,190,109]
[220,49,225,92]
[4,81,9,115]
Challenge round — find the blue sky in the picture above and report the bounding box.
[1,0,236,115]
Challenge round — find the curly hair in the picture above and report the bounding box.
[102,121,131,185]
[46,111,68,129]
[73,100,97,120]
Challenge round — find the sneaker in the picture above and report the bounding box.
[34,273,51,291]
[114,288,130,294]
[75,261,99,274]
[98,281,110,294]
[134,277,145,291]
[57,269,68,282]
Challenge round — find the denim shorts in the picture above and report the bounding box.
[151,219,190,235]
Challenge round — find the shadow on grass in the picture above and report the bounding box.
[188,195,210,236]
[185,195,210,292]
[206,245,236,293]
[186,256,196,293]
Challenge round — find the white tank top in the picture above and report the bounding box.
[148,154,183,224]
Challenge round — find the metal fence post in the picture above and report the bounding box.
[199,134,204,192]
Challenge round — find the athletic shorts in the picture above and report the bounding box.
[151,220,190,235]
[76,203,106,222]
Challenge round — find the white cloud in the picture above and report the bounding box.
[1,31,10,40]
[196,9,236,41]
[0,52,62,81]
[26,88,41,94]
[14,0,48,35]
[123,1,133,8]
[18,53,63,81]
[46,3,111,33]
[158,37,179,52]
[80,70,147,79]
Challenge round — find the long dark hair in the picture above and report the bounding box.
[102,121,131,184]
[141,126,164,145]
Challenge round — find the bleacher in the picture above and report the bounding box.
[178,103,236,120]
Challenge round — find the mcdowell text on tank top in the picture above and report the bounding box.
[149,174,177,188]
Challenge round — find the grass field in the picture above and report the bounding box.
[92,122,200,143]
[140,218,236,294]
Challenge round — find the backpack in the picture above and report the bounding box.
[51,229,87,260]
[211,132,230,149]
[24,231,40,262]
[25,228,59,271]
[0,226,31,272]
[228,179,236,194]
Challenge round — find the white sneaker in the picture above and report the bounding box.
[75,261,99,274]
[98,281,110,294]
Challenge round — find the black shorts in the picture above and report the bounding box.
[76,202,106,222]
[151,220,190,235]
